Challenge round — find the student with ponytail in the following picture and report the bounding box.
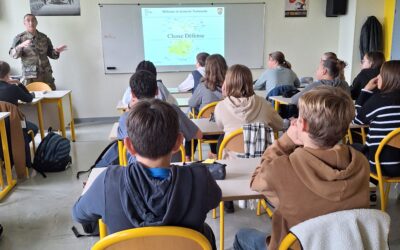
[254,51,300,96]
[291,58,350,105]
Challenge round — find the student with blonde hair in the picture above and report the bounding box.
[291,58,350,105]
[234,86,369,250]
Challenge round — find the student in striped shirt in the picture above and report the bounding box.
[353,60,400,176]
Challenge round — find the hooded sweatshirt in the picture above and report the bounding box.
[72,161,221,247]
[215,94,283,136]
[251,134,370,250]
[291,78,350,105]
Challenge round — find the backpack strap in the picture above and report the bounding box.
[76,140,119,179]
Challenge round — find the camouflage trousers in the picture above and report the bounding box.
[25,73,56,90]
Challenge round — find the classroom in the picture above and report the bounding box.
[0,0,400,249]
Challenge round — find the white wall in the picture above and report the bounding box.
[0,0,383,119]
[338,0,384,81]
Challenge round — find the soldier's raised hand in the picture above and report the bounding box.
[55,45,67,53]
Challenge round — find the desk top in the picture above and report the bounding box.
[268,95,292,105]
[117,97,189,111]
[109,122,119,140]
[43,90,71,99]
[19,97,44,105]
[0,112,10,120]
[82,158,262,200]
[167,87,190,94]
[191,118,223,135]
[176,97,189,107]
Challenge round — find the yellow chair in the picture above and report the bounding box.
[217,128,244,160]
[195,102,219,161]
[25,82,52,92]
[91,226,212,250]
[279,232,297,250]
[370,128,400,211]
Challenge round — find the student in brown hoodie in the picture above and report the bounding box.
[233,86,370,250]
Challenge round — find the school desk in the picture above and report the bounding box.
[116,97,190,113]
[20,90,76,141]
[167,87,190,94]
[267,95,292,112]
[19,97,45,139]
[0,112,16,200]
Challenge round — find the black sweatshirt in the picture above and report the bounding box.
[0,80,34,105]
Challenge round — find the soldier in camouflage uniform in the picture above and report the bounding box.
[9,14,67,90]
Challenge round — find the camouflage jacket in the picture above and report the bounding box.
[9,30,59,79]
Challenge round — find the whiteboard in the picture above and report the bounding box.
[99,3,266,74]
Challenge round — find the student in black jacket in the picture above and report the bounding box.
[350,51,385,100]
[0,61,38,167]
[353,60,400,176]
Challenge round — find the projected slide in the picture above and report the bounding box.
[142,7,225,66]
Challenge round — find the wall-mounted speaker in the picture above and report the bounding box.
[326,0,348,17]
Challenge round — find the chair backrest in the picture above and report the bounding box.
[197,101,218,119]
[279,209,390,250]
[91,226,212,250]
[26,82,52,91]
[218,128,244,159]
[374,128,400,176]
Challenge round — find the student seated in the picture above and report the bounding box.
[121,60,177,106]
[178,52,209,93]
[321,51,347,81]
[187,54,227,159]
[291,58,350,105]
[118,70,202,163]
[350,51,385,100]
[234,86,370,250]
[253,51,300,96]
[72,99,221,249]
[0,60,38,169]
[353,60,400,177]
[215,64,283,158]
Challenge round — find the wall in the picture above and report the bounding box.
[0,1,382,119]
[338,0,384,81]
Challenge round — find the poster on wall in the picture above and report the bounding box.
[30,0,81,16]
[285,0,308,17]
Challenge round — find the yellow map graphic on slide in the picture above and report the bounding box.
[168,40,192,57]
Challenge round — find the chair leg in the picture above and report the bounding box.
[198,139,203,161]
[256,199,261,216]
[212,208,217,219]
[261,199,273,218]
[0,160,4,188]
[378,180,386,211]
[27,130,36,154]
[191,139,194,162]
[99,219,107,239]
[384,183,391,209]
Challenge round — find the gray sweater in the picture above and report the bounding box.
[254,67,300,96]
[188,82,223,111]
[291,78,350,105]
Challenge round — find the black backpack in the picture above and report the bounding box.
[76,140,119,179]
[32,128,72,178]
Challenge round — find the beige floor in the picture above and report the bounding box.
[0,121,399,250]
